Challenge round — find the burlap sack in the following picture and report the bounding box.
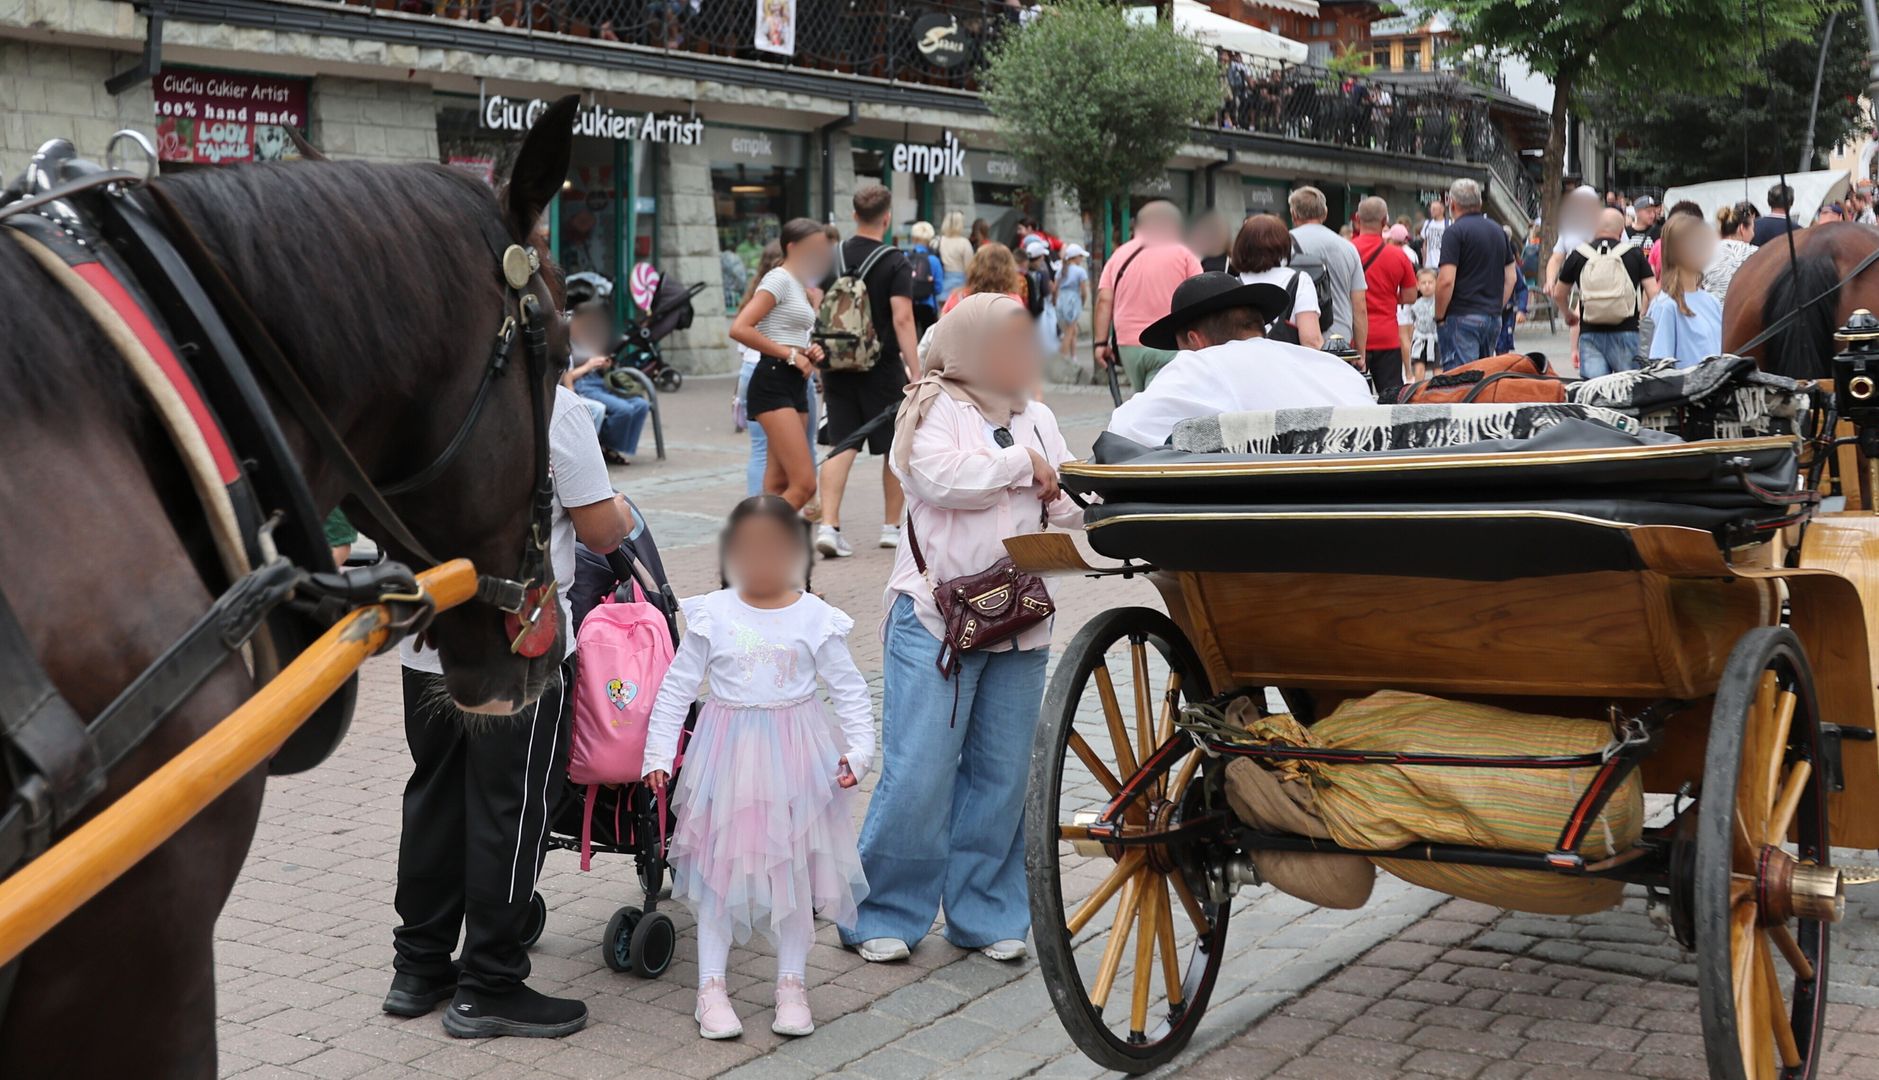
[1222,757,1374,909]
[1217,692,1639,916]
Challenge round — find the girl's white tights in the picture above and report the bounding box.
[695,906,815,988]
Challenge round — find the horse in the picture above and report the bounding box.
[0,100,579,1076]
[1721,220,1879,378]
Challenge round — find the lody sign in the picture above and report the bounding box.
[912,12,972,69]
[481,94,704,145]
[152,68,307,164]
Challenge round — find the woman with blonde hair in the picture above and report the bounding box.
[941,242,1025,316]
[936,210,973,302]
[1645,214,1722,368]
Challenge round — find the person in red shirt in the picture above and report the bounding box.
[1349,196,1419,398]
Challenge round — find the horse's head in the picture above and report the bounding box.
[405,97,580,714]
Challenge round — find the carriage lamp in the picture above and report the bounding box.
[1833,309,1879,502]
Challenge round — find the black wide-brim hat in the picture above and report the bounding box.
[1138,272,1291,351]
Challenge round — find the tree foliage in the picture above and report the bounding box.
[980,0,1220,231]
[1590,2,1868,186]
[1438,0,1822,248]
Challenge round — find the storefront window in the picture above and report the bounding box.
[709,128,808,314]
[557,140,620,283]
[966,150,1038,245]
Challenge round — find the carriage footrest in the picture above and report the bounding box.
[1841,865,1879,887]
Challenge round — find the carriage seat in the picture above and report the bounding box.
[1068,408,1805,580]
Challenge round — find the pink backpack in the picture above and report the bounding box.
[570,584,674,868]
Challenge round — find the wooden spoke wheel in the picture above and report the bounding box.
[1025,607,1225,1074]
[1697,628,1841,1080]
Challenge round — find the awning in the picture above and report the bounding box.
[1171,0,1310,64]
[1242,0,1319,15]
[1663,169,1852,227]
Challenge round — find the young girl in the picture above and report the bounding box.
[641,496,873,1042]
[1055,243,1090,360]
[1410,268,1439,380]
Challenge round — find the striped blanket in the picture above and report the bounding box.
[1567,356,1808,439]
[1171,403,1643,455]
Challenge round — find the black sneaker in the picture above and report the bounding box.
[382,969,459,1017]
[440,985,589,1039]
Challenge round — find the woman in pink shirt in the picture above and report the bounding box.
[841,294,1082,964]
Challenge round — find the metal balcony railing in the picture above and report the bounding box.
[333,0,1021,91]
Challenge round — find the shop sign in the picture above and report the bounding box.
[481,94,704,145]
[705,127,807,169]
[890,130,966,182]
[912,12,972,69]
[151,68,307,165]
[968,150,1028,186]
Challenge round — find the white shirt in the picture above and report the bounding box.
[755,266,817,351]
[1106,335,1375,447]
[641,589,875,779]
[401,385,615,672]
[1240,267,1320,318]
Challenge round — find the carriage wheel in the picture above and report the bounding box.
[1697,628,1841,1080]
[1025,607,1226,1075]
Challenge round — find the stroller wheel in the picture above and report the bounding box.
[521,891,548,949]
[654,369,682,393]
[603,906,642,973]
[629,912,677,979]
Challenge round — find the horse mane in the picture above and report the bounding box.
[1760,251,1843,380]
[152,160,512,405]
[0,160,515,427]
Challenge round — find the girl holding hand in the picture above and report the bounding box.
[642,496,874,1042]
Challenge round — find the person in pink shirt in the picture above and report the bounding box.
[842,293,1082,965]
[1091,200,1203,391]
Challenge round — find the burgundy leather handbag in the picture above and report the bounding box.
[906,509,1055,678]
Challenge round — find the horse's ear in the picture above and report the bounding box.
[504,95,578,242]
[285,128,328,162]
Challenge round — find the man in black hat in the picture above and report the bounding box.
[1107,271,1372,446]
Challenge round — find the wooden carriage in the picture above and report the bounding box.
[1012,427,1877,1079]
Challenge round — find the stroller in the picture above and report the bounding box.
[519,500,693,978]
[612,269,706,393]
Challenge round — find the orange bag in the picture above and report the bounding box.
[1391,352,1564,405]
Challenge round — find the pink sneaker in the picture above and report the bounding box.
[695,977,743,1040]
[772,974,814,1037]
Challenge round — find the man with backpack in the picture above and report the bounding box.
[815,184,921,557]
[1289,186,1367,354]
[1551,207,1659,377]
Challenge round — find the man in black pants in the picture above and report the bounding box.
[384,385,627,1038]
[815,184,921,558]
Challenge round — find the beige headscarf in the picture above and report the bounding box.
[893,292,1034,473]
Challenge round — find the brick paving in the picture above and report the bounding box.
[212,322,1879,1080]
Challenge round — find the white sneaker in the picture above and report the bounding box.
[981,939,1027,962]
[816,525,854,559]
[879,524,901,549]
[856,938,910,963]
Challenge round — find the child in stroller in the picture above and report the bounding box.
[520,499,690,978]
[615,267,707,393]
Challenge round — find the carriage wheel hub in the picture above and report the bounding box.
[1757,847,1845,925]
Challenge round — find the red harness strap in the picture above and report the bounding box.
[69,261,239,484]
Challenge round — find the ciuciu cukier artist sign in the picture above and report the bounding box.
[482,94,705,144]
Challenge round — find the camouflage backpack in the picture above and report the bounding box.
[816,242,897,372]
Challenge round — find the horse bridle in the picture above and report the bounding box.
[144,185,562,657]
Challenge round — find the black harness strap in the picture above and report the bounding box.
[0,597,103,867]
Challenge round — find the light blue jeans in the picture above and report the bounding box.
[939,269,965,306]
[1578,330,1641,378]
[842,594,1050,949]
[738,356,821,497]
[574,373,649,457]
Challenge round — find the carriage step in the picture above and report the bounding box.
[1840,864,1879,887]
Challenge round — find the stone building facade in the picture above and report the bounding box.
[2,0,1484,375]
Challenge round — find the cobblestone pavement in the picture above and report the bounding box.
[215,325,1866,1080]
[1189,885,1879,1080]
[214,379,1456,1080]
